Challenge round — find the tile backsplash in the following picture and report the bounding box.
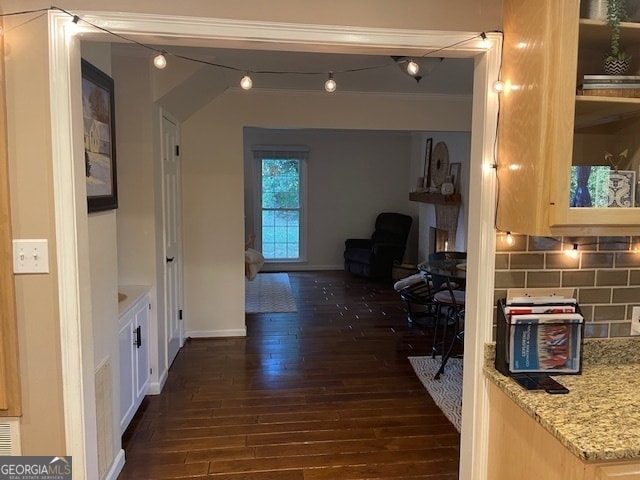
[494,233,640,338]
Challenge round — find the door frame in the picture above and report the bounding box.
[48,11,500,479]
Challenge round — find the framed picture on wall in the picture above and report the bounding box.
[422,137,433,190]
[608,170,636,207]
[82,59,118,212]
[449,162,461,194]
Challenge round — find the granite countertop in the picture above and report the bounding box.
[484,337,640,462]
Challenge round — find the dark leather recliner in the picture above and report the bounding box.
[344,212,413,278]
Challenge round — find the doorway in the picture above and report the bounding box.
[49,12,500,479]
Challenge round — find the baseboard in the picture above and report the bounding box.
[186,328,247,338]
[262,264,342,272]
[103,449,125,480]
[147,367,168,395]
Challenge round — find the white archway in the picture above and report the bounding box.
[48,10,500,479]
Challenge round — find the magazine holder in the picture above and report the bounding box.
[495,288,584,392]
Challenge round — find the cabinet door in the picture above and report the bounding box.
[550,20,640,232]
[133,297,150,401]
[498,0,580,236]
[500,0,640,235]
[118,316,135,433]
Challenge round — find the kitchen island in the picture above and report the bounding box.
[484,337,640,479]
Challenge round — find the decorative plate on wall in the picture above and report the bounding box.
[430,141,450,187]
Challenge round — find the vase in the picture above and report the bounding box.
[580,0,607,20]
[604,57,631,75]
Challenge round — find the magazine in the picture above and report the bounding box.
[504,304,576,316]
[507,296,577,305]
[508,313,583,374]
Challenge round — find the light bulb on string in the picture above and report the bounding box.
[406,59,420,76]
[324,73,337,93]
[564,243,579,259]
[153,53,167,70]
[505,232,515,247]
[480,31,489,47]
[240,74,253,90]
[66,15,81,35]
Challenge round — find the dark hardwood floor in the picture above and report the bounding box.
[118,271,460,479]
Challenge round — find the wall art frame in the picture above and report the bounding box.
[82,59,118,212]
[608,170,636,208]
[422,137,433,190]
[449,162,461,194]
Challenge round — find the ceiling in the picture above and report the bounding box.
[113,44,474,96]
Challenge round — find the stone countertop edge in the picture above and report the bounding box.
[484,338,640,462]
[118,285,151,317]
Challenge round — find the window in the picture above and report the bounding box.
[254,148,308,261]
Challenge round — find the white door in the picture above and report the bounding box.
[161,112,183,366]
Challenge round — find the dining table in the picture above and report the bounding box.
[418,255,467,379]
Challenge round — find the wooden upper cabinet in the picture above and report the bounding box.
[498,0,640,236]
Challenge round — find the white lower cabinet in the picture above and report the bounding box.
[118,291,150,434]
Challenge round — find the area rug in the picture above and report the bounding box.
[409,356,462,432]
[245,272,297,313]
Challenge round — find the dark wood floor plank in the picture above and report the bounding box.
[207,446,459,474]
[118,271,459,479]
[253,434,460,458]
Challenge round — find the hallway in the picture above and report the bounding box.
[117,271,460,479]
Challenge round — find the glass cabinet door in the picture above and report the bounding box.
[551,19,640,229]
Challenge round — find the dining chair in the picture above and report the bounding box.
[393,272,439,326]
[429,270,466,379]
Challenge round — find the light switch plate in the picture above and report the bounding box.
[12,239,49,274]
[631,307,640,336]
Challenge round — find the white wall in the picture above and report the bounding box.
[243,128,418,269]
[81,42,123,474]
[111,54,165,391]
[182,88,473,338]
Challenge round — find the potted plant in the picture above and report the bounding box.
[605,0,632,74]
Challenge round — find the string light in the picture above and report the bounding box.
[564,244,579,259]
[324,73,337,93]
[240,74,253,90]
[496,231,640,255]
[2,7,503,93]
[505,232,514,246]
[480,31,489,47]
[406,59,420,76]
[153,53,167,69]
[493,80,504,93]
[66,15,81,35]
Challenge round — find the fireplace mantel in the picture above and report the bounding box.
[409,192,461,205]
